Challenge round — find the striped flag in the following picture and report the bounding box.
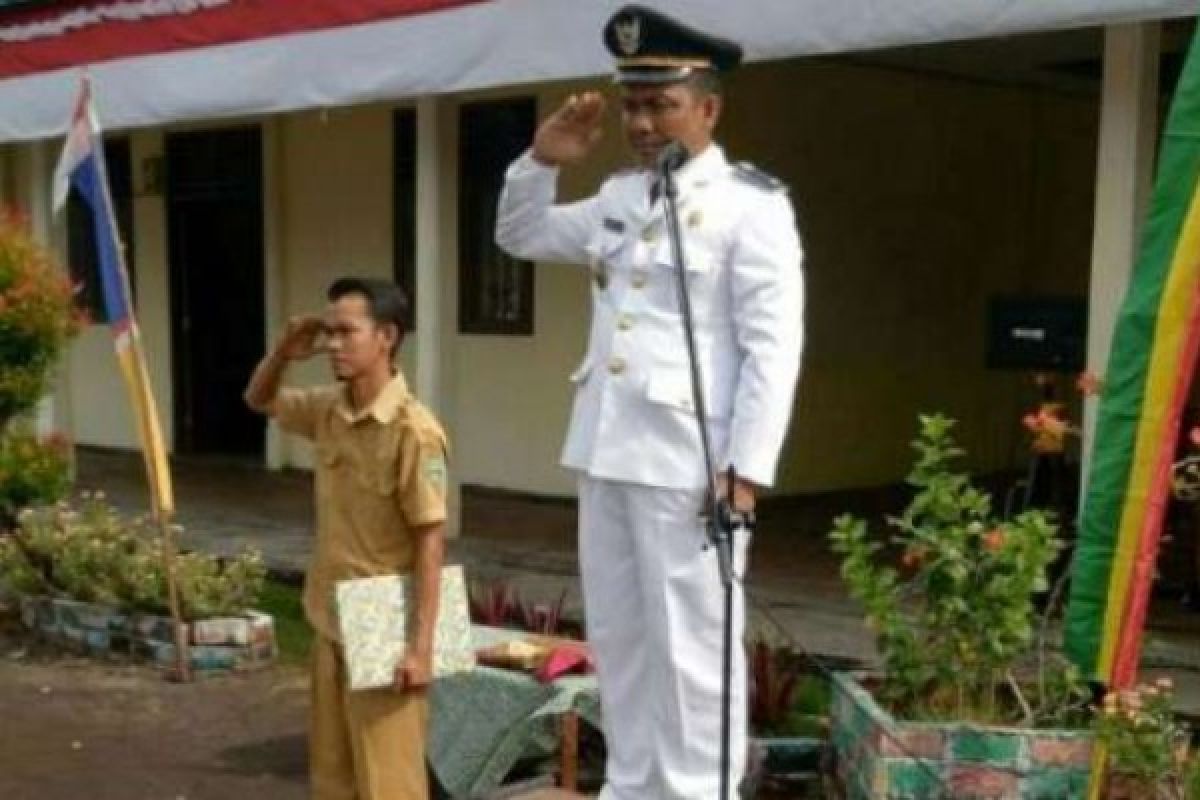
[1063,26,1200,690]
[52,77,174,516]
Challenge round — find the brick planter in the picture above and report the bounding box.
[830,672,1093,800]
[16,595,275,675]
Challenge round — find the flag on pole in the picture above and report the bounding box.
[52,77,174,517]
[1063,27,1200,691]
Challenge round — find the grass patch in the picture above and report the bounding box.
[257,579,311,665]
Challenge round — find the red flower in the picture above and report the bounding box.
[1076,371,1104,396]
[902,546,927,568]
[983,528,1006,552]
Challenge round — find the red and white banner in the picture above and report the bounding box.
[0,0,1193,144]
[0,0,482,80]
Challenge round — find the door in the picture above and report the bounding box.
[166,126,265,457]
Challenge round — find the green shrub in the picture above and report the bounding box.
[829,414,1085,724]
[1,494,265,620]
[0,211,82,429]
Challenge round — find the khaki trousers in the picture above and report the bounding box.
[310,634,430,800]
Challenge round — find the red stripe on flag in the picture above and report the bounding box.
[0,0,486,80]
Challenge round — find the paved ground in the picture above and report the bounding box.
[0,620,311,800]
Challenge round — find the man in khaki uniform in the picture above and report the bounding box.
[244,277,448,800]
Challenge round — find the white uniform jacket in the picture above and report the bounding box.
[495,144,804,490]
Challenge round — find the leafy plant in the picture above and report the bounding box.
[1096,678,1195,799]
[828,414,1083,724]
[468,579,574,636]
[0,493,265,620]
[0,430,71,528]
[468,579,516,627]
[747,637,831,738]
[0,210,83,429]
[514,587,568,635]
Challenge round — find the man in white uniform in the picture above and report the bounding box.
[494,6,804,798]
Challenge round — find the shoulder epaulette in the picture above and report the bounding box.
[733,162,786,192]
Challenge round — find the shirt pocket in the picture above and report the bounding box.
[325,435,398,499]
[647,240,714,312]
[645,366,732,420]
[361,436,400,498]
[645,369,699,415]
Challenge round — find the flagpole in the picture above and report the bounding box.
[84,77,191,683]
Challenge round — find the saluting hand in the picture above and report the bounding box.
[277,315,325,361]
[532,91,607,167]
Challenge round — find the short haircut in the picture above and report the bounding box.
[685,68,723,97]
[327,277,409,353]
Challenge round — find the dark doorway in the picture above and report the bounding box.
[166,126,265,457]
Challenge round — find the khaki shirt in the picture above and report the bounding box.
[273,372,449,640]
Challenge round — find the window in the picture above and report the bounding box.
[66,137,134,321]
[458,98,536,335]
[393,108,417,332]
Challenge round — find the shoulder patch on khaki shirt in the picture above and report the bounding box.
[423,454,448,489]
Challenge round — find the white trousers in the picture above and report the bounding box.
[578,476,747,800]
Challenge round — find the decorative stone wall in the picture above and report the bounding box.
[830,672,1093,799]
[18,595,275,674]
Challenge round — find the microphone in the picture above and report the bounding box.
[656,140,689,175]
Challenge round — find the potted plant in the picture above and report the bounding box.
[827,414,1093,799]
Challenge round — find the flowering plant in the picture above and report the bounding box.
[829,414,1084,723]
[1017,371,1103,454]
[467,578,573,635]
[1095,678,1196,799]
[0,210,83,428]
[0,493,265,619]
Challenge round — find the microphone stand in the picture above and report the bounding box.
[659,143,751,800]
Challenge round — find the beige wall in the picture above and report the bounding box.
[50,54,1099,497]
[723,61,1097,490]
[272,105,407,468]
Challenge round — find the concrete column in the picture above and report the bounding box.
[414,95,461,537]
[1081,22,1161,489]
[262,116,289,470]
